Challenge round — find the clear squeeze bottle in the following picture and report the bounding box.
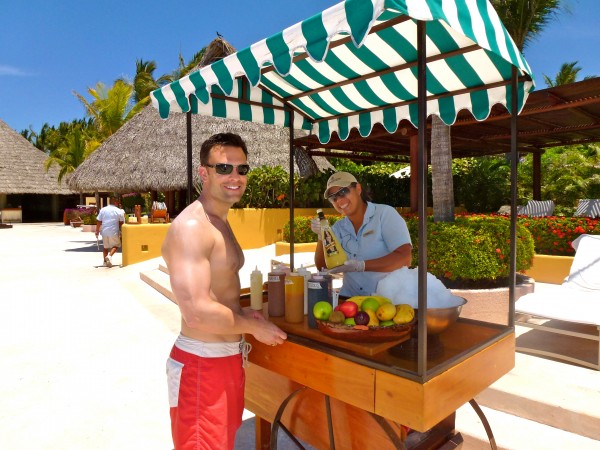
[317,209,347,269]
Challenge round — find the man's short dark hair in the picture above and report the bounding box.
[200,133,248,165]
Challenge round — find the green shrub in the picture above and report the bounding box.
[236,164,411,209]
[239,166,290,208]
[282,214,342,243]
[517,216,600,256]
[82,214,97,225]
[405,215,535,282]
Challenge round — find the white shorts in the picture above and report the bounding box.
[102,234,121,249]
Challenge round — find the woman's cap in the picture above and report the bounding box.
[324,172,357,198]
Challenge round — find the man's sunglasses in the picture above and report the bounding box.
[327,186,351,202]
[204,163,250,175]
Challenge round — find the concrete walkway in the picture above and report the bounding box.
[1,223,598,450]
[0,223,180,449]
[0,223,315,450]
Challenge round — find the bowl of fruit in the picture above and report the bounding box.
[314,296,415,343]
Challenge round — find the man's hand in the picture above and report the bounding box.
[328,259,365,274]
[310,217,322,239]
[243,309,287,346]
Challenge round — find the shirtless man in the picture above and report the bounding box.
[162,133,287,450]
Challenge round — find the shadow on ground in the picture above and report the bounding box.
[64,241,103,253]
[235,417,316,450]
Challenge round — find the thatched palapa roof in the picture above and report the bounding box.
[68,108,333,193]
[0,119,75,195]
[68,37,333,194]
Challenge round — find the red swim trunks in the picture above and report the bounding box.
[167,337,247,450]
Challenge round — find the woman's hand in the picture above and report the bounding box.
[328,259,365,274]
[310,217,322,240]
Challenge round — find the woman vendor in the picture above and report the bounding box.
[312,172,413,297]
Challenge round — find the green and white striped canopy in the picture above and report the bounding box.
[151,0,534,144]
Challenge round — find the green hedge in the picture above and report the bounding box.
[235,164,411,208]
[282,214,342,243]
[283,213,535,283]
[405,215,534,282]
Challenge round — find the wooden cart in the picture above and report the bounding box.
[244,301,514,449]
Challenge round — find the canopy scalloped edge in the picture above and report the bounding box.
[151,0,534,144]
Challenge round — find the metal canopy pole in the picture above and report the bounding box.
[186,110,193,205]
[509,67,519,327]
[416,20,428,377]
[289,110,295,272]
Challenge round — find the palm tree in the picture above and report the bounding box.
[73,79,145,152]
[543,61,597,87]
[133,59,175,105]
[544,61,582,87]
[429,0,565,222]
[430,115,454,221]
[44,127,91,203]
[132,43,214,106]
[133,59,160,104]
[490,0,564,51]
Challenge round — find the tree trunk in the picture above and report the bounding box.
[431,115,454,222]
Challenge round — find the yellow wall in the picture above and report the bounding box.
[122,223,170,266]
[121,208,336,265]
[228,208,337,249]
[275,242,318,256]
[522,254,574,285]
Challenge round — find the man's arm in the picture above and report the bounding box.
[164,219,286,345]
[95,220,102,237]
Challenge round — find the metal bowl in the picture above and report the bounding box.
[417,297,467,335]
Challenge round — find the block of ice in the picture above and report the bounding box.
[375,267,459,308]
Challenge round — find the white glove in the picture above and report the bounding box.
[310,217,322,239]
[328,260,365,274]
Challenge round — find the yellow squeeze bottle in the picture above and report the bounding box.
[317,209,347,269]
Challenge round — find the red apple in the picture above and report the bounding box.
[338,301,358,318]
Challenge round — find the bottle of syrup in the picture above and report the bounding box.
[317,209,346,269]
[267,266,286,317]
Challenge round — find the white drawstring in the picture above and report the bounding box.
[240,339,252,368]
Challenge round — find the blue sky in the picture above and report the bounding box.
[1,0,598,134]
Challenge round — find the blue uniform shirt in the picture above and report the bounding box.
[331,202,411,297]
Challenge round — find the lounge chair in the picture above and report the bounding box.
[515,234,600,370]
[518,199,555,217]
[574,199,600,218]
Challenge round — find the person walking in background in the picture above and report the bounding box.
[95,196,125,268]
[161,133,286,450]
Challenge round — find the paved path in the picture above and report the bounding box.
[0,223,311,450]
[0,223,180,450]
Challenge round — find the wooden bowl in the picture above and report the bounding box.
[316,319,414,343]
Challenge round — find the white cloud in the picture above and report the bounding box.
[0,65,30,76]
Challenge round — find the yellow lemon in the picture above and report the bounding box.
[376,303,396,321]
[393,304,415,324]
